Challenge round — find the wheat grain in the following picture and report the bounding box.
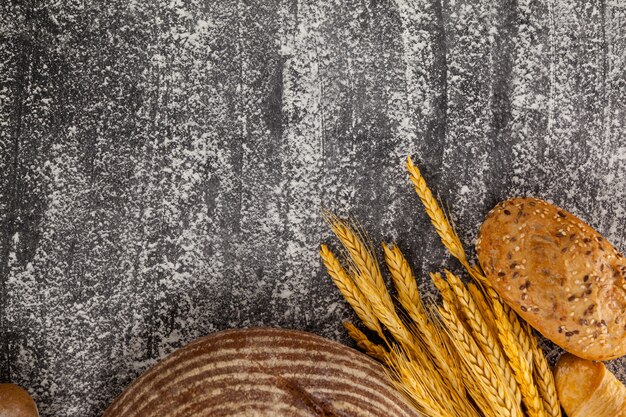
[385,347,452,417]
[322,210,392,307]
[343,321,388,363]
[528,325,561,417]
[467,283,497,336]
[320,244,387,341]
[383,243,424,321]
[429,272,461,315]
[437,303,518,417]
[491,293,547,417]
[383,244,464,392]
[406,157,466,262]
[444,271,523,410]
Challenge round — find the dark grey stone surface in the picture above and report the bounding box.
[1,0,626,415]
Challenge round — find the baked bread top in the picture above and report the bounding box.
[0,384,39,417]
[103,328,420,417]
[476,197,626,360]
[554,353,626,417]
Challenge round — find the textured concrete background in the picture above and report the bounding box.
[1,0,626,415]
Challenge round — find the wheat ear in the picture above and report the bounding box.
[343,321,388,362]
[437,303,518,417]
[444,271,522,410]
[500,292,534,367]
[406,157,489,286]
[320,244,387,340]
[383,244,463,392]
[474,263,535,367]
[406,157,465,262]
[323,211,391,306]
[385,347,453,417]
[325,216,471,417]
[429,272,455,307]
[382,243,425,321]
[528,325,561,417]
[490,293,547,417]
[467,283,498,338]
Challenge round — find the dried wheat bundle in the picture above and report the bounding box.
[319,157,561,417]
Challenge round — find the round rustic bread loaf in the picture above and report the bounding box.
[0,383,39,417]
[476,197,626,361]
[103,328,419,417]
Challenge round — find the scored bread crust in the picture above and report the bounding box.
[476,197,626,361]
[103,328,420,417]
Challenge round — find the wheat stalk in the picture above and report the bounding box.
[497,290,534,368]
[467,283,498,338]
[527,325,561,417]
[343,321,388,363]
[320,244,387,341]
[474,263,535,367]
[490,293,547,417]
[322,210,392,306]
[406,157,558,416]
[385,347,453,417]
[323,214,429,356]
[382,243,425,322]
[444,270,523,410]
[324,215,476,417]
[437,302,518,417]
[383,244,463,392]
[319,159,561,417]
[406,157,466,262]
[406,157,490,287]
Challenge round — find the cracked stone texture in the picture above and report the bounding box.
[1,0,626,415]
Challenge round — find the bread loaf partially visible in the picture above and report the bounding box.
[476,197,626,360]
[0,383,39,417]
[104,328,420,417]
[554,353,626,417]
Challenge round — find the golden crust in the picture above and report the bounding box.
[0,384,39,417]
[476,197,626,361]
[554,353,626,417]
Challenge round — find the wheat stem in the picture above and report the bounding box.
[323,211,392,307]
[490,291,547,417]
[320,244,387,342]
[528,325,562,417]
[437,303,518,417]
[343,321,388,363]
[384,244,463,392]
[444,271,523,411]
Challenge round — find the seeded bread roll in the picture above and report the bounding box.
[554,353,626,417]
[476,197,626,361]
